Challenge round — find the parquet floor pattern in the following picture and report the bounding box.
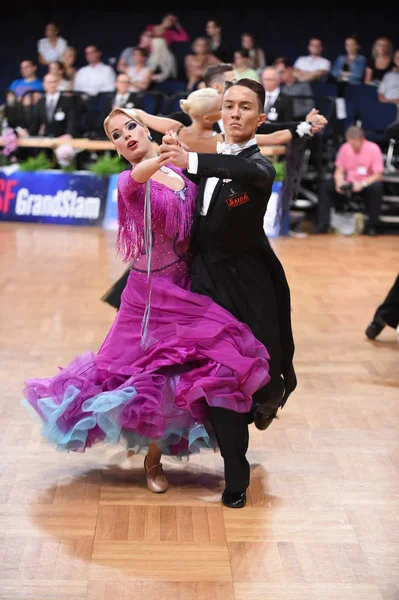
[0,222,398,599]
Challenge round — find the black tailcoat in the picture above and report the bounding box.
[187,145,297,408]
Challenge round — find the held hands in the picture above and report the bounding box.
[158,129,190,168]
[305,108,328,135]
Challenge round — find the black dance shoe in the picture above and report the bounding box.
[222,490,247,509]
[365,319,386,339]
[254,408,279,431]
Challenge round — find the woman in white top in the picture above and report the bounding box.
[126,47,153,92]
[48,61,72,92]
[37,22,68,65]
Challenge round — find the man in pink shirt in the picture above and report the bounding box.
[315,125,384,236]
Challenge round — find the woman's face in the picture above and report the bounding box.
[49,62,62,76]
[241,35,254,50]
[345,38,359,54]
[63,48,76,66]
[194,38,208,55]
[133,49,146,65]
[375,38,391,55]
[45,23,58,38]
[107,113,152,163]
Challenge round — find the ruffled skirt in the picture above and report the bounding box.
[23,271,270,457]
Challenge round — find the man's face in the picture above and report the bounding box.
[261,68,279,92]
[43,74,59,95]
[20,61,36,79]
[308,39,323,56]
[347,137,364,153]
[206,21,219,37]
[210,70,235,98]
[222,85,265,143]
[116,75,130,94]
[85,46,100,65]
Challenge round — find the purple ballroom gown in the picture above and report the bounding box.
[22,166,270,457]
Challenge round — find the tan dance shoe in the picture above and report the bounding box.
[144,456,169,493]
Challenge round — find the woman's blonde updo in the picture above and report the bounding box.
[103,107,147,140]
[179,87,219,118]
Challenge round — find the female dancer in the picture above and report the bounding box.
[22,108,270,494]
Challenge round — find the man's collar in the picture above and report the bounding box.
[216,137,257,155]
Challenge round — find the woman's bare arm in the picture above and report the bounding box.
[133,108,182,134]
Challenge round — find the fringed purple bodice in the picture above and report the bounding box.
[116,165,198,283]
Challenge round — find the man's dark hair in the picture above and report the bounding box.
[203,63,233,86]
[207,19,222,28]
[224,78,265,112]
[20,58,36,66]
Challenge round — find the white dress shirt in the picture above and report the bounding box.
[115,93,129,107]
[45,92,60,119]
[293,55,331,73]
[73,62,116,96]
[187,138,257,215]
[264,87,280,112]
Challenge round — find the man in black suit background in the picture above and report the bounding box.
[29,73,76,138]
[93,73,145,138]
[158,79,297,509]
[260,66,293,123]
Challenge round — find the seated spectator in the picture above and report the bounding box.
[331,35,367,90]
[104,73,144,110]
[184,37,221,92]
[48,61,71,92]
[378,49,399,104]
[275,59,314,119]
[240,32,266,74]
[314,125,384,236]
[364,37,395,86]
[205,19,232,63]
[293,37,331,82]
[37,22,68,66]
[260,66,293,122]
[117,30,153,73]
[94,73,144,138]
[126,47,153,92]
[233,48,260,83]
[9,59,44,98]
[29,72,76,138]
[145,13,189,46]
[4,91,22,130]
[73,45,116,96]
[148,37,178,84]
[61,46,77,87]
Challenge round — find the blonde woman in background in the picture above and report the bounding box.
[148,37,178,84]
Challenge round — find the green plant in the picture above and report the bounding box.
[273,160,285,182]
[18,151,53,171]
[88,153,126,177]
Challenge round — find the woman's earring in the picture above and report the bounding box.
[148,133,153,140]
[117,150,121,158]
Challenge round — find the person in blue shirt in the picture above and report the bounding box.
[331,36,367,88]
[9,59,44,98]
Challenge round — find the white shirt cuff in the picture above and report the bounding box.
[187,152,198,173]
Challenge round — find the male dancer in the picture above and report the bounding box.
[158,79,297,508]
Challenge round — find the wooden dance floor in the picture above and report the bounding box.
[1,221,398,600]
